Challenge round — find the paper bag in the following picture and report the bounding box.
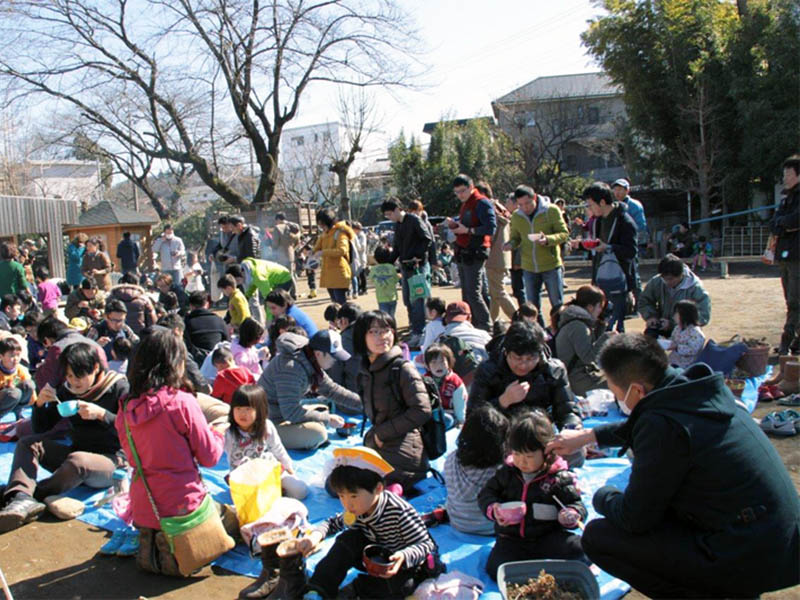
[229,457,282,526]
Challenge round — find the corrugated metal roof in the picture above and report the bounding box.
[494,72,621,105]
[67,200,158,227]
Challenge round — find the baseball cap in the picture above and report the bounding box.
[445,301,471,324]
[612,178,630,190]
[308,329,351,361]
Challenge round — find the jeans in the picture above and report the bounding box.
[378,301,397,319]
[780,260,800,353]
[510,268,526,305]
[522,267,564,323]
[327,288,347,304]
[607,291,627,333]
[401,264,427,336]
[457,259,491,332]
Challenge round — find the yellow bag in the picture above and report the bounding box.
[229,457,282,526]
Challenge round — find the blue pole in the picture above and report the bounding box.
[689,203,778,226]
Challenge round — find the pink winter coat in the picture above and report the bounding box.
[116,386,224,530]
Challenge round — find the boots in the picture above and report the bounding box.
[765,355,795,386]
[239,542,282,598]
[267,540,307,600]
[779,361,800,395]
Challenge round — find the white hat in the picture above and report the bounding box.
[612,178,630,190]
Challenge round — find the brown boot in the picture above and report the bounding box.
[779,361,800,395]
[765,355,795,386]
[239,528,292,599]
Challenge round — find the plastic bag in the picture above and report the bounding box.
[407,268,431,303]
[229,457,282,527]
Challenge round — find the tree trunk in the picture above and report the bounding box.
[338,171,351,222]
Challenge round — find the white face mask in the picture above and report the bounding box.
[619,384,634,416]
[165,233,174,240]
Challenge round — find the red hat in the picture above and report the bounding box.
[445,301,471,324]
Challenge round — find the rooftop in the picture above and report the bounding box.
[493,72,621,105]
[65,200,158,228]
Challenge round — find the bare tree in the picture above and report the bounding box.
[0,0,422,215]
[329,88,379,221]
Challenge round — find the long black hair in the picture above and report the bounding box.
[456,404,509,468]
[229,384,269,442]
[128,328,192,397]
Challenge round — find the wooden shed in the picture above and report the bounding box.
[0,194,80,278]
[63,200,158,272]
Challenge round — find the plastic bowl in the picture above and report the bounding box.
[57,400,80,417]
[657,337,672,350]
[336,422,357,438]
[581,239,600,249]
[362,544,393,577]
[498,559,600,600]
[496,501,527,525]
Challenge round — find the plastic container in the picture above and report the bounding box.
[57,400,80,417]
[112,468,129,494]
[498,559,600,600]
[336,422,357,438]
[581,239,600,249]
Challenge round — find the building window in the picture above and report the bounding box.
[293,136,304,146]
[323,131,331,141]
[314,134,319,142]
[588,107,600,125]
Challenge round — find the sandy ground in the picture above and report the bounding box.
[3,261,798,599]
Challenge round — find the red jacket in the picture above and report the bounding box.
[116,387,224,530]
[456,190,493,249]
[212,366,256,405]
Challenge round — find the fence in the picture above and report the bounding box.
[720,226,771,257]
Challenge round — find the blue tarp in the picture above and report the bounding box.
[0,369,766,599]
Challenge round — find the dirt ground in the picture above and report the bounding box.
[3,261,798,600]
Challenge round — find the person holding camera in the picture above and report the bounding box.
[152,224,186,290]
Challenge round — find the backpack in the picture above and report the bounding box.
[436,334,480,388]
[594,218,627,294]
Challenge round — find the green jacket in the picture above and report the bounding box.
[0,260,28,297]
[638,265,711,326]
[508,195,569,273]
[240,257,292,299]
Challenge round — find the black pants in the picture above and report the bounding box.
[307,269,316,291]
[510,268,525,306]
[308,529,424,599]
[485,530,586,581]
[327,288,347,304]
[582,518,766,599]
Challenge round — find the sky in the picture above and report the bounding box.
[289,0,606,158]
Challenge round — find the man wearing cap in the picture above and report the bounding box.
[446,174,496,332]
[258,330,362,450]
[612,178,648,301]
[441,301,491,362]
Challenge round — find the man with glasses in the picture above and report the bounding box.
[87,299,140,361]
[446,174,496,332]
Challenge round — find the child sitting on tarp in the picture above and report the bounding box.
[225,384,307,501]
[297,446,444,600]
[423,343,467,428]
[444,404,509,536]
[479,411,588,580]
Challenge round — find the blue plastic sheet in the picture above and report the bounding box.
[0,368,767,599]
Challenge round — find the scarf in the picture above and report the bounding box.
[66,370,124,403]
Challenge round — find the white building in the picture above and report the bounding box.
[23,160,103,206]
[279,122,344,204]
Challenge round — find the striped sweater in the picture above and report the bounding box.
[315,491,436,568]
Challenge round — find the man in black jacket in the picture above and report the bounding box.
[116,232,140,274]
[183,291,229,363]
[382,198,432,348]
[230,215,260,262]
[584,182,637,333]
[469,321,582,431]
[548,334,800,599]
[772,154,800,355]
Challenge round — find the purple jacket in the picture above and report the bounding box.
[116,387,223,530]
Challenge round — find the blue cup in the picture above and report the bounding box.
[57,400,80,417]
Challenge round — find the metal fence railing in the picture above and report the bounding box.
[720,226,771,257]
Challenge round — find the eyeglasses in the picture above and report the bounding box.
[367,327,392,337]
[108,317,126,324]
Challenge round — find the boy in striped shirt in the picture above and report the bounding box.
[299,446,442,599]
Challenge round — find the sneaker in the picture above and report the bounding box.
[116,529,140,556]
[308,290,317,299]
[99,529,127,555]
[0,493,46,533]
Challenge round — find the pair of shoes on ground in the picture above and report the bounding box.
[760,409,800,436]
[0,493,46,533]
[758,384,785,402]
[777,393,800,407]
[99,528,140,556]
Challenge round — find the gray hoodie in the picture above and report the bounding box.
[259,332,361,424]
[554,304,612,396]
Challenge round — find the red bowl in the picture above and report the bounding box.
[582,239,600,249]
[363,544,393,577]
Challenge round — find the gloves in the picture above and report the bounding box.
[558,508,580,529]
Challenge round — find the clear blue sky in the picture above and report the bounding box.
[292,0,605,154]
